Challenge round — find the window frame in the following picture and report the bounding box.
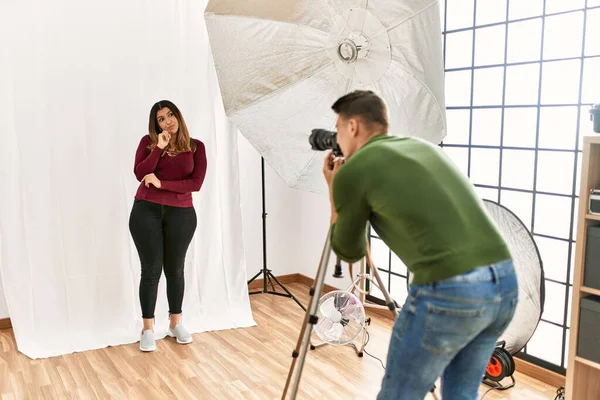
[365,1,600,376]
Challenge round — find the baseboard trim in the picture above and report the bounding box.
[295,274,339,293]
[289,273,564,389]
[514,357,565,388]
[247,273,303,291]
[0,318,11,330]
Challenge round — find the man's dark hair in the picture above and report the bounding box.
[331,90,389,131]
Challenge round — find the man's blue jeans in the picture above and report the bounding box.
[377,259,518,400]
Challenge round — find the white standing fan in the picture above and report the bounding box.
[313,290,366,350]
[310,252,399,357]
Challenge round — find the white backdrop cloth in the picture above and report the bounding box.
[0,0,255,359]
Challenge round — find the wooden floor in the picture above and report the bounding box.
[0,282,560,399]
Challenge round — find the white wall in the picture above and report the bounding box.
[242,134,357,292]
[0,132,341,321]
[0,241,8,318]
[237,134,352,291]
[290,183,357,290]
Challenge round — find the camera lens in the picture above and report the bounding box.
[309,129,343,157]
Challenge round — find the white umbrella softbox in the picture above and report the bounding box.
[204,0,446,193]
[407,199,546,354]
[406,200,545,355]
[482,200,545,355]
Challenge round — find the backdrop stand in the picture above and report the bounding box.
[247,157,307,311]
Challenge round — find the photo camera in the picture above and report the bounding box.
[309,129,343,157]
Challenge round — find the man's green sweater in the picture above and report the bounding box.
[330,134,511,285]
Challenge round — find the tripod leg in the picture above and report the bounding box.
[248,268,269,295]
[267,272,307,311]
[349,263,354,282]
[366,247,398,318]
[371,267,398,317]
[267,273,276,292]
[358,258,366,304]
[282,229,333,400]
[247,269,263,285]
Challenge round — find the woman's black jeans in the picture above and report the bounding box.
[129,199,197,319]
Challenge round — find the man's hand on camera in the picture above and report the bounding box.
[323,151,344,187]
[323,151,343,224]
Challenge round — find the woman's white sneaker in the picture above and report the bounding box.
[168,323,193,344]
[139,329,157,352]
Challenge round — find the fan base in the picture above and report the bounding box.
[310,322,368,357]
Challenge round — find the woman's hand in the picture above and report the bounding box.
[157,132,171,149]
[143,173,161,189]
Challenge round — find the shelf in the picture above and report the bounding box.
[584,135,600,145]
[581,286,600,296]
[586,213,600,221]
[566,133,600,399]
[575,356,600,371]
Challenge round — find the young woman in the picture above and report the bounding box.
[129,100,207,352]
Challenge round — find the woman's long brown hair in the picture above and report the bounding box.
[147,100,196,155]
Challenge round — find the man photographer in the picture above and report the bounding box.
[321,90,518,399]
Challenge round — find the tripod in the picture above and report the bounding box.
[281,228,439,400]
[247,157,306,311]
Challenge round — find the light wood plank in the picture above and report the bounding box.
[580,286,600,297]
[575,356,600,371]
[0,282,561,399]
[585,213,600,221]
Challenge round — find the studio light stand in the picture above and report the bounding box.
[247,157,306,311]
